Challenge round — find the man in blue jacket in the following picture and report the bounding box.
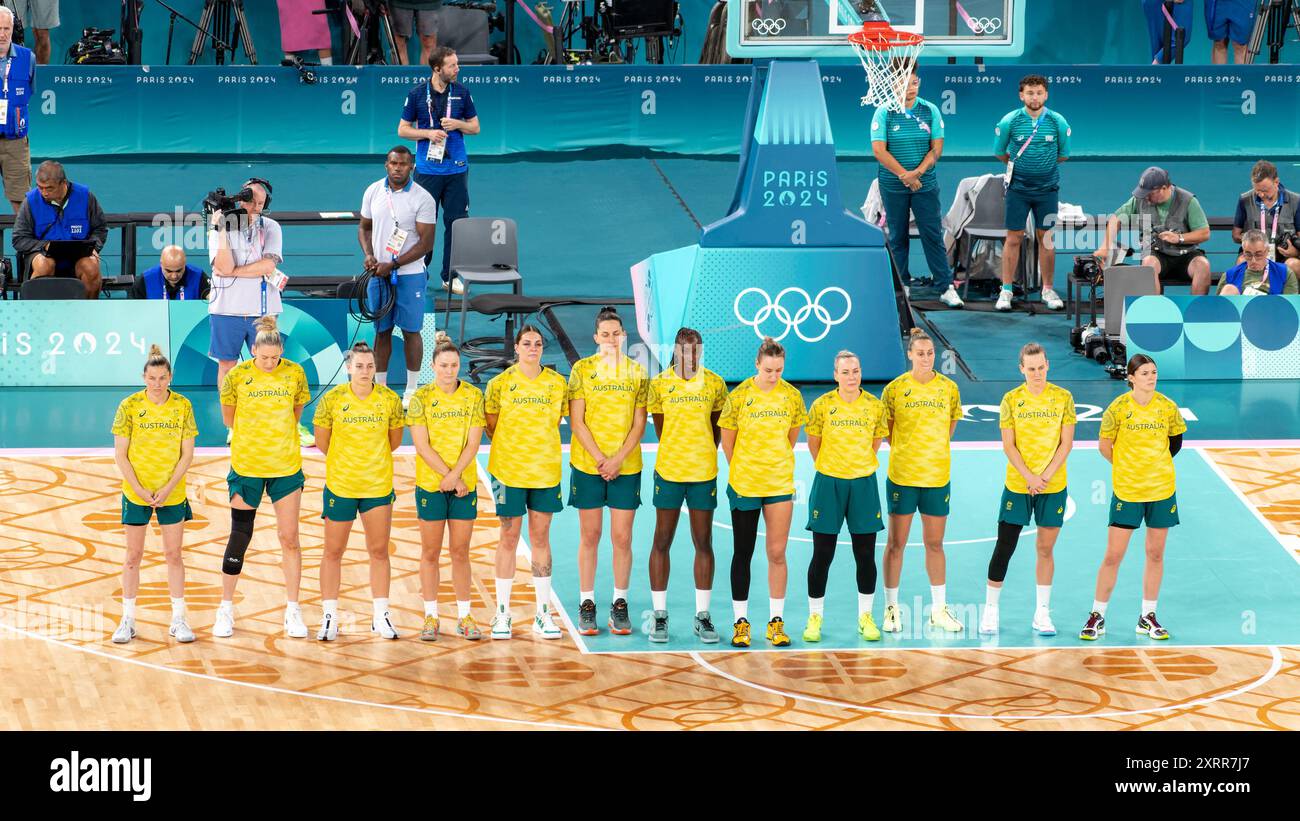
[0,6,35,213]
[130,245,210,300]
[13,160,108,297]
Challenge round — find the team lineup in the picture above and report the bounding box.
[108,306,1188,650]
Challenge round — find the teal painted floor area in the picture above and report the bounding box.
[537,448,1299,654]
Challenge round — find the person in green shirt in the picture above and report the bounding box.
[1218,229,1300,295]
[1095,167,1213,295]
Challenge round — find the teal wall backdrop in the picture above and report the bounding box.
[1125,295,1300,380]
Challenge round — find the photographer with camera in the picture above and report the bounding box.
[1232,160,1300,279]
[0,6,35,213]
[13,160,106,297]
[1093,167,1212,295]
[1219,229,1298,296]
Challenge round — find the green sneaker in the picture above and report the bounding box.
[649,610,669,643]
[693,611,720,644]
[802,612,823,642]
[858,612,881,641]
[609,598,632,635]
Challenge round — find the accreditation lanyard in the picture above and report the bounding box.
[1004,111,1044,189]
[382,183,409,270]
[900,104,931,135]
[239,220,267,314]
[1,54,10,96]
[1259,203,1280,242]
[162,280,186,301]
[426,82,453,163]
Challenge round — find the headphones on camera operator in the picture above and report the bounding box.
[241,177,273,213]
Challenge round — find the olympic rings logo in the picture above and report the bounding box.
[967,16,1002,35]
[750,17,787,36]
[733,286,853,343]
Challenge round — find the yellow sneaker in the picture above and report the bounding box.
[802,612,823,642]
[882,604,902,633]
[858,612,881,641]
[930,604,964,633]
[766,617,791,647]
[731,617,751,648]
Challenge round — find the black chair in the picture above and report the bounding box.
[462,293,546,382]
[952,178,1036,300]
[21,277,88,300]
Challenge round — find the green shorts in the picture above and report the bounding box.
[885,478,951,517]
[652,472,718,511]
[416,487,479,521]
[726,485,793,512]
[227,468,305,509]
[568,468,642,510]
[807,472,884,535]
[998,486,1068,528]
[491,476,563,518]
[321,485,396,522]
[1109,492,1179,530]
[121,496,193,526]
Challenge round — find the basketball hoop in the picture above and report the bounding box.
[848,22,925,113]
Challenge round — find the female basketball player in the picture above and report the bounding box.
[408,332,486,641]
[215,315,312,639]
[880,328,964,634]
[110,345,198,644]
[646,327,728,644]
[981,342,1075,636]
[719,337,807,648]
[312,341,405,641]
[802,350,889,643]
[1080,354,1186,641]
[484,325,567,640]
[568,307,649,637]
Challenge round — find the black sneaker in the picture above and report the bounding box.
[609,598,632,635]
[577,599,598,636]
[1079,611,1106,641]
[1137,611,1169,640]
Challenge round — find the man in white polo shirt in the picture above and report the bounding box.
[359,145,438,406]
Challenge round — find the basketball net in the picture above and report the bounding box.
[849,22,925,113]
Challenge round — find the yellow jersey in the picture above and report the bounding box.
[999,383,1076,494]
[881,371,962,488]
[719,378,807,497]
[806,389,889,480]
[646,367,728,483]
[566,353,649,476]
[313,382,405,498]
[1099,391,1187,502]
[407,380,486,492]
[220,358,312,478]
[484,364,569,488]
[111,390,198,506]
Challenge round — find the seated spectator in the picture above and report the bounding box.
[12,160,107,298]
[1232,160,1300,279]
[1219,229,1299,295]
[1094,167,1212,295]
[130,245,210,300]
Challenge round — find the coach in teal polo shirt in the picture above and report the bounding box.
[871,67,962,309]
[993,74,1071,313]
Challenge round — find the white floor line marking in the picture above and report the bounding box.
[581,640,1298,656]
[1196,448,1300,566]
[689,645,1284,721]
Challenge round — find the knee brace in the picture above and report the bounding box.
[986,521,1024,583]
[222,508,257,576]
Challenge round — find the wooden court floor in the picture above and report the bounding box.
[2,448,1298,732]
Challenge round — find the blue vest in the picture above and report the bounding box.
[1223,259,1288,295]
[0,45,34,140]
[27,182,92,242]
[143,263,204,300]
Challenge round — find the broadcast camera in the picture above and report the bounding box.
[203,187,255,218]
[66,28,127,65]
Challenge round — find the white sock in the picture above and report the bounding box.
[495,578,512,613]
[534,576,552,613]
[858,592,874,616]
[769,598,784,619]
[733,599,748,621]
[1092,599,1109,617]
[931,585,946,609]
[456,600,471,618]
[695,588,710,614]
[122,598,136,619]
[376,373,388,385]
[322,599,338,619]
[286,601,300,612]
[808,597,824,616]
[885,586,899,607]
[170,597,185,619]
[219,599,233,612]
[373,597,389,619]
[406,370,420,391]
[1141,599,1157,616]
[1036,585,1052,610]
[613,587,628,604]
[985,584,1002,607]
[319,55,334,66]
[423,600,437,617]
[651,590,667,611]
[581,589,595,605]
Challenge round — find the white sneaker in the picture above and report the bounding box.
[1040,288,1064,311]
[213,606,235,638]
[403,387,417,410]
[995,289,1013,312]
[881,604,903,633]
[316,613,338,642]
[111,617,136,644]
[447,277,465,295]
[939,285,965,308]
[979,604,999,635]
[284,606,308,639]
[168,617,196,643]
[533,609,562,639]
[1032,607,1057,636]
[371,611,400,640]
[490,611,513,640]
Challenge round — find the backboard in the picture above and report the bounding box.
[726,0,1026,59]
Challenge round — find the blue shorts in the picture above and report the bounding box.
[368,270,428,334]
[1005,187,1059,232]
[209,314,261,361]
[1206,0,1253,45]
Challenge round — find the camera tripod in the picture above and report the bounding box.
[342,0,401,65]
[1247,0,1300,63]
[188,0,258,65]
